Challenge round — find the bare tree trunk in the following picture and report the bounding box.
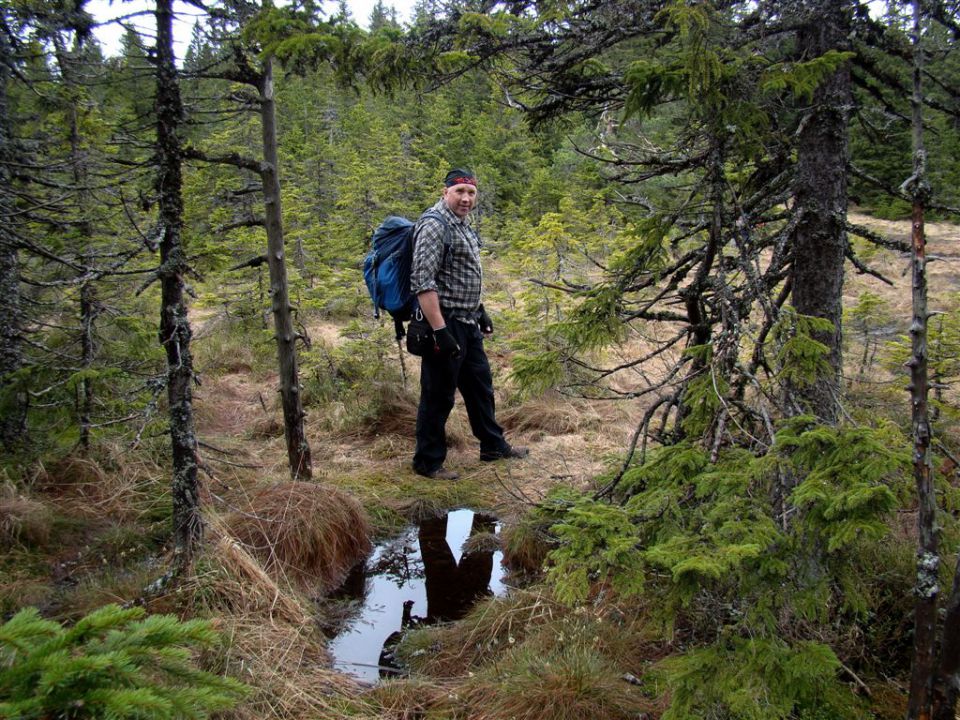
[904,0,937,716]
[156,0,203,573]
[56,36,98,453]
[259,56,312,480]
[675,142,722,440]
[78,275,96,450]
[0,25,26,451]
[788,0,851,424]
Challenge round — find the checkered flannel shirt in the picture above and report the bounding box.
[410,200,483,323]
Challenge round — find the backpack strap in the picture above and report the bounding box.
[419,209,453,269]
[398,211,454,342]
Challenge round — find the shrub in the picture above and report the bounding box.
[656,637,865,720]
[0,604,247,719]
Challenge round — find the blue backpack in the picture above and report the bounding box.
[363,210,450,340]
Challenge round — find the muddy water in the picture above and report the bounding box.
[327,508,507,683]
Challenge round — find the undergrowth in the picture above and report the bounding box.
[388,416,927,719]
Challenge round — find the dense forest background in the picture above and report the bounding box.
[4,0,960,718]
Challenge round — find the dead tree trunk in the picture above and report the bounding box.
[788,0,852,424]
[259,56,312,480]
[904,0,938,716]
[55,36,98,453]
[155,0,203,573]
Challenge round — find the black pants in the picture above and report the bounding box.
[413,318,508,474]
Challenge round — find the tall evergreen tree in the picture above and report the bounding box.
[786,0,854,423]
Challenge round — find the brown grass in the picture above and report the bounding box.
[402,589,572,677]
[193,373,277,439]
[224,481,372,593]
[463,643,655,720]
[179,515,375,720]
[363,678,456,720]
[34,454,107,487]
[361,383,419,437]
[501,520,553,575]
[0,484,53,549]
[211,613,366,720]
[403,588,660,683]
[499,393,602,437]
[186,518,312,625]
[246,415,285,439]
[31,453,149,521]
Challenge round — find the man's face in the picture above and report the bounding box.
[443,183,478,218]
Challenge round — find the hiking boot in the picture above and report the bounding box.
[480,445,530,462]
[417,466,460,481]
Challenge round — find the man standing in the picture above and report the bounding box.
[410,169,528,480]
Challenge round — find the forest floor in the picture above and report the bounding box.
[4,210,959,719]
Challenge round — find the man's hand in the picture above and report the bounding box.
[433,327,461,359]
[478,304,493,336]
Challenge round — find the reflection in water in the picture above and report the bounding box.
[327,509,505,683]
[419,512,496,623]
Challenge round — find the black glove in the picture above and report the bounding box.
[478,304,493,336]
[433,326,461,359]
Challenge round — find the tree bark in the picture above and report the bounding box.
[675,143,721,439]
[56,36,98,453]
[0,23,26,451]
[156,0,203,572]
[902,1,939,717]
[788,0,852,424]
[259,56,312,480]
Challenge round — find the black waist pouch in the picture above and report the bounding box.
[406,313,436,356]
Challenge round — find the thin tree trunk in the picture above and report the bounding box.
[259,56,312,480]
[904,0,937,715]
[56,36,98,453]
[675,143,722,440]
[156,0,203,573]
[788,0,851,424]
[0,25,25,451]
[78,276,96,450]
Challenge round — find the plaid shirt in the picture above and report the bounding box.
[410,199,483,322]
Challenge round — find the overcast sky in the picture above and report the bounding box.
[85,0,414,57]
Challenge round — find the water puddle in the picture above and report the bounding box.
[327,508,507,683]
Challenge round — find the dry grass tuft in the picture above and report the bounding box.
[225,481,372,592]
[499,394,601,436]
[402,589,570,677]
[462,531,501,555]
[402,589,656,681]
[190,519,313,625]
[211,613,365,720]
[35,454,107,489]
[187,514,371,719]
[501,521,553,575]
[400,497,447,524]
[247,415,285,439]
[32,453,147,520]
[360,381,472,447]
[463,643,653,720]
[362,383,418,437]
[0,484,53,548]
[364,678,454,720]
